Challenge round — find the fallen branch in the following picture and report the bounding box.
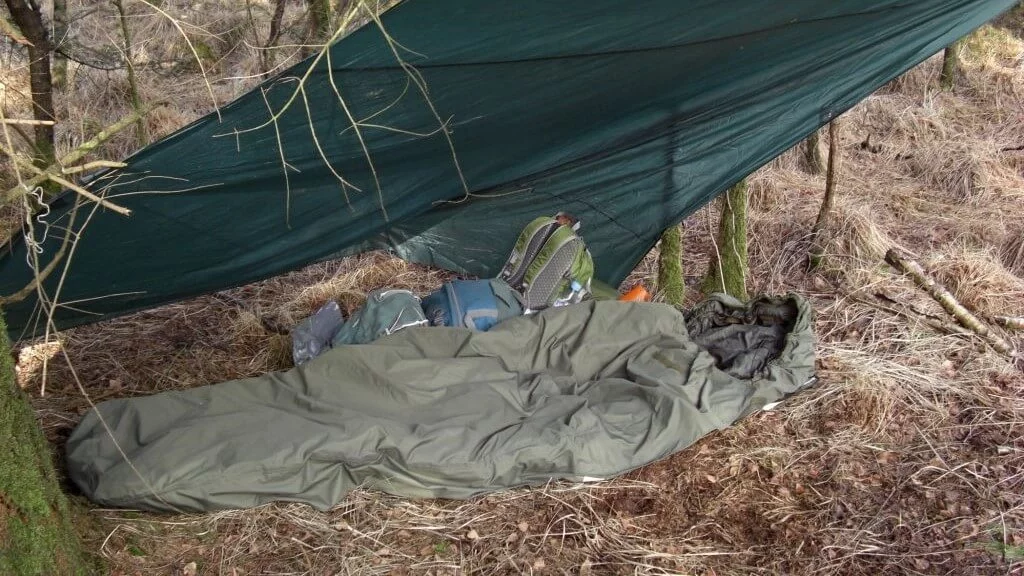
[994,316,1024,331]
[885,247,1016,358]
[872,291,973,337]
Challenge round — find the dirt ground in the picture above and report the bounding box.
[6,4,1024,576]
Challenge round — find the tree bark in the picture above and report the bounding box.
[112,0,147,147]
[4,0,56,167]
[0,310,94,575]
[994,316,1024,331]
[702,180,749,300]
[657,224,684,306]
[885,248,1016,358]
[809,120,840,268]
[303,0,331,58]
[802,128,824,175]
[262,0,288,76]
[940,39,962,90]
[52,0,69,89]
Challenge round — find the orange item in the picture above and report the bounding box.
[619,284,650,302]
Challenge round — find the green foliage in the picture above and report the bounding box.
[702,180,749,300]
[0,310,97,575]
[657,224,685,306]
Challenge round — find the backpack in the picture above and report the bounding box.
[499,214,594,312]
[421,279,523,331]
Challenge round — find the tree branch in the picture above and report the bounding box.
[885,247,1016,358]
[2,103,162,208]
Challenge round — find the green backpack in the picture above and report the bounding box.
[498,214,595,312]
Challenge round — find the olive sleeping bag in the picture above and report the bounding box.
[66,294,816,513]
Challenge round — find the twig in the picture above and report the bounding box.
[0,118,54,126]
[46,174,131,216]
[884,247,1016,358]
[872,292,973,337]
[0,143,131,215]
[2,103,160,207]
[60,160,127,175]
[0,200,79,306]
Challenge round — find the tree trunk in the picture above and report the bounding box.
[809,120,840,268]
[52,0,69,89]
[112,0,147,147]
[303,0,332,58]
[940,39,962,90]
[262,0,288,76]
[0,310,94,575]
[802,129,824,175]
[657,224,684,306]
[4,0,56,168]
[702,180,749,300]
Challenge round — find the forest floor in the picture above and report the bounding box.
[8,6,1024,576]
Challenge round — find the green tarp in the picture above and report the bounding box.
[67,295,816,513]
[1,0,1016,338]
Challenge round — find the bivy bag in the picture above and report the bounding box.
[66,294,817,513]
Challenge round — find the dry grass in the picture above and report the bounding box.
[5,5,1024,576]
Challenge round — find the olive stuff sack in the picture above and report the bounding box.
[422,279,522,331]
[499,215,594,312]
[330,288,428,346]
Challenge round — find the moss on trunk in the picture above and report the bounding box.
[657,224,685,306]
[940,39,962,90]
[0,310,96,575]
[702,180,748,300]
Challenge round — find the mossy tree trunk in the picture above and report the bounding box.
[0,310,94,575]
[702,180,748,300]
[657,224,684,306]
[940,39,963,90]
[802,129,824,175]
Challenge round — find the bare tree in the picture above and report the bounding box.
[809,121,840,268]
[52,0,68,88]
[262,0,288,76]
[3,0,56,167]
[112,0,148,146]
